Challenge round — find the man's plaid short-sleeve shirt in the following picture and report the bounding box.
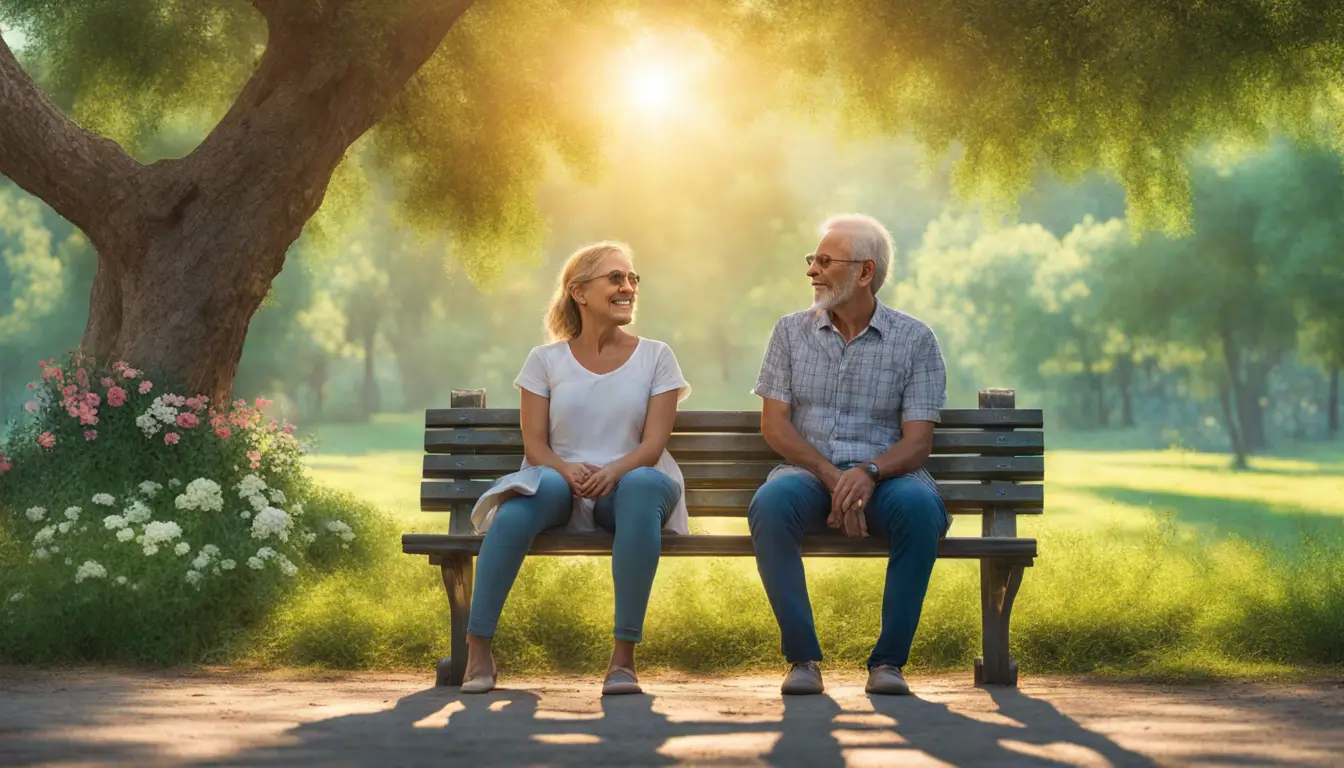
[753,300,947,494]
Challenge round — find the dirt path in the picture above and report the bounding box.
[1,667,1342,766]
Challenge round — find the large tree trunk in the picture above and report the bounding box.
[0,1,475,403]
[1219,381,1249,470]
[1327,365,1338,438]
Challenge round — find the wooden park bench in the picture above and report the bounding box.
[402,387,1043,688]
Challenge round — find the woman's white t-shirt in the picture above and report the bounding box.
[472,337,692,535]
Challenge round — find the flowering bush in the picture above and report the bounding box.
[0,353,381,663]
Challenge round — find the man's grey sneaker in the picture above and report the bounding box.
[865,664,910,695]
[781,660,824,695]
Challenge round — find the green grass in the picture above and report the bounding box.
[257,418,1344,679]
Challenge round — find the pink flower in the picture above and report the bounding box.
[282,423,296,435]
[121,367,139,379]
[234,399,247,409]
[246,450,261,469]
[26,382,34,390]
[74,368,89,389]
[176,413,199,429]
[138,380,152,395]
[0,456,10,475]
[85,392,100,407]
[210,413,228,428]
[112,361,127,374]
[24,400,39,413]
[63,384,77,398]
[101,377,115,388]
[185,396,207,411]
[255,397,274,409]
[36,432,55,449]
[84,430,98,441]
[164,432,180,445]
[214,426,232,439]
[107,387,127,407]
[165,394,186,407]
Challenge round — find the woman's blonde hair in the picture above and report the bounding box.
[544,241,632,342]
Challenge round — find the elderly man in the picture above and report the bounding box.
[749,213,950,696]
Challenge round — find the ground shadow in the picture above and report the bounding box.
[1081,485,1342,548]
[169,680,1163,767]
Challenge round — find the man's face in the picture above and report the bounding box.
[807,231,860,311]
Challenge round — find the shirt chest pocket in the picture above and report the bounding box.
[865,360,908,417]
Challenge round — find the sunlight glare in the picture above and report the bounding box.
[627,62,680,113]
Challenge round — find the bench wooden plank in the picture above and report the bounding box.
[425,429,1045,457]
[422,455,1045,483]
[403,533,1037,560]
[426,408,1045,431]
[420,480,1043,513]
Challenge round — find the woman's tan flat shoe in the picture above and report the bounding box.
[601,666,642,695]
[460,659,497,694]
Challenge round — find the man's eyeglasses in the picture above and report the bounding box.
[805,254,867,269]
[580,270,640,288]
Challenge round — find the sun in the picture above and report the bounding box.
[625,61,681,114]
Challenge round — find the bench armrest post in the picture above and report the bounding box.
[447,389,487,536]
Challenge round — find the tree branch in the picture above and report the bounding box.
[0,35,144,253]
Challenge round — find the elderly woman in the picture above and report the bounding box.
[461,241,691,696]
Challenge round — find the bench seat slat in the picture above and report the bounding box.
[402,533,1037,560]
[423,455,1044,483]
[425,429,1044,457]
[420,480,1043,513]
[426,408,1044,431]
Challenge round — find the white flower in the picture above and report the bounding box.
[291,502,305,516]
[256,547,276,560]
[246,557,264,570]
[33,548,49,561]
[57,522,72,535]
[50,545,59,553]
[240,511,251,520]
[185,570,203,586]
[143,520,183,547]
[136,412,161,437]
[175,478,224,513]
[33,526,55,546]
[116,528,135,542]
[74,560,107,583]
[143,544,160,556]
[7,592,24,603]
[103,515,127,530]
[174,542,191,556]
[248,494,268,511]
[138,481,162,497]
[191,554,209,570]
[64,557,73,565]
[300,531,317,544]
[124,501,152,524]
[25,506,46,522]
[220,559,237,571]
[168,478,182,488]
[275,554,298,577]
[268,489,287,504]
[64,507,80,521]
[251,507,292,542]
[202,544,220,557]
[92,493,115,506]
[115,576,128,586]
[236,474,267,498]
[325,520,356,543]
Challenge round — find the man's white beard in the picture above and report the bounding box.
[811,269,859,312]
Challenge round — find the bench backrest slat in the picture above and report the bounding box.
[426,408,1044,431]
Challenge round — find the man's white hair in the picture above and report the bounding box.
[819,213,894,295]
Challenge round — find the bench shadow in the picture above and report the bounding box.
[176,680,1160,767]
[1081,485,1343,547]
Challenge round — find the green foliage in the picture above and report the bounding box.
[0,354,384,664]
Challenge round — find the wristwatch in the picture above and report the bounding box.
[862,462,881,482]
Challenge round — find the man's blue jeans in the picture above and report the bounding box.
[747,471,948,669]
[467,466,678,643]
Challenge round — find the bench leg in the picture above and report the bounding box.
[975,559,1025,686]
[437,553,474,687]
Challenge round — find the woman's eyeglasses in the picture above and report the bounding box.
[580,270,640,288]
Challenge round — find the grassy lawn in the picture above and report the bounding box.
[275,414,1344,679]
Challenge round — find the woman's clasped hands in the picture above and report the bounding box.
[558,461,627,499]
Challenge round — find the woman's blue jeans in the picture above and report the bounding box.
[747,471,948,669]
[466,466,678,643]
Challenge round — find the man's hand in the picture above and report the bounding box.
[827,466,873,537]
